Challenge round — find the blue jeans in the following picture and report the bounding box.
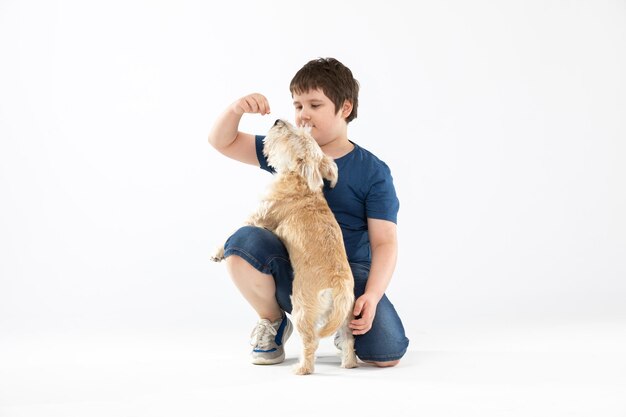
[223,226,410,362]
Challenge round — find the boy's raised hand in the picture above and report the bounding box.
[232,93,271,116]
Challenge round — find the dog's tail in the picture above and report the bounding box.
[317,283,355,339]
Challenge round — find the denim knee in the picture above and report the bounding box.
[222,226,294,313]
[223,226,290,275]
[350,263,410,362]
[353,294,410,362]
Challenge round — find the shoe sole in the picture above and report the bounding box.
[251,352,286,365]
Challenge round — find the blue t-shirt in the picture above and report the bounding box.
[255,135,399,265]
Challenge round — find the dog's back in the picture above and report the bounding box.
[266,172,356,374]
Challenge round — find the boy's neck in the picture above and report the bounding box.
[321,137,355,159]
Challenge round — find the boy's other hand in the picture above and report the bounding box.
[350,293,379,335]
[232,93,271,116]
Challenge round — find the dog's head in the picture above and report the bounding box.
[263,119,338,191]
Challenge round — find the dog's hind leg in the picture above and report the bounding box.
[292,308,319,375]
[337,320,358,369]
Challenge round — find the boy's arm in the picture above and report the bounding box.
[350,218,398,335]
[208,93,271,166]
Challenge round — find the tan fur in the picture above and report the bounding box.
[212,120,357,375]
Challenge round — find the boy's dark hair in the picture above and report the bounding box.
[290,57,360,123]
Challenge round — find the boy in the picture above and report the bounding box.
[208,58,409,367]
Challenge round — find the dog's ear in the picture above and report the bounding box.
[300,158,324,192]
[319,155,338,188]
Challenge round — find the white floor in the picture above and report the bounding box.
[1,322,625,417]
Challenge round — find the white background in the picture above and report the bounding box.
[1,1,625,416]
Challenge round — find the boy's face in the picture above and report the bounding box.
[292,88,350,146]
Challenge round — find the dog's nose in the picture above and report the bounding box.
[274,119,282,126]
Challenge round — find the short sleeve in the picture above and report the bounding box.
[365,163,400,224]
[255,135,276,174]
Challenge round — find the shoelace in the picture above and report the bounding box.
[250,319,278,349]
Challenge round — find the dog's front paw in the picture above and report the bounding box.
[292,363,314,375]
[210,245,225,262]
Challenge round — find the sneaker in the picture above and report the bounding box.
[334,332,341,351]
[249,314,293,365]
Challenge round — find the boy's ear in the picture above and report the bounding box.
[319,155,338,188]
[341,100,353,119]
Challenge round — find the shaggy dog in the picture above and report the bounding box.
[212,119,357,375]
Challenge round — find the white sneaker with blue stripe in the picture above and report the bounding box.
[249,314,293,365]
